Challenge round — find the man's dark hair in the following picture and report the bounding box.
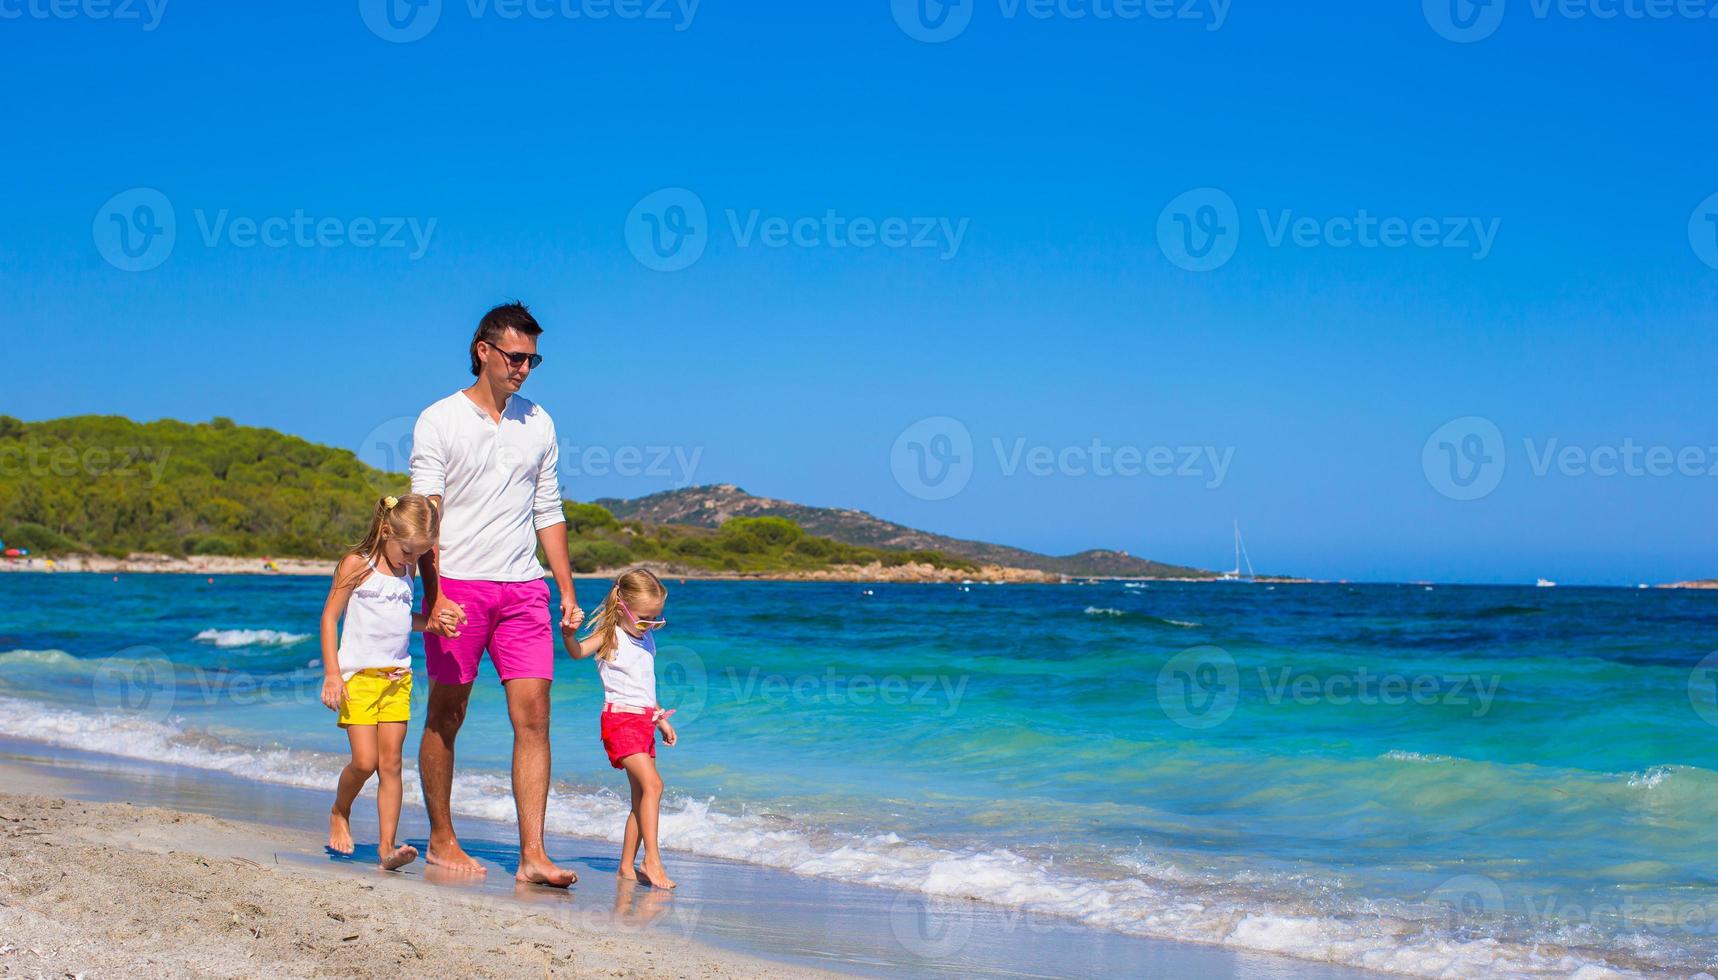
[469,302,543,376]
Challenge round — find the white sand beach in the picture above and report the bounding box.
[0,740,1385,979]
[0,769,828,979]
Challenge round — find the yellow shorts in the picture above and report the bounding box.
[338,669,413,728]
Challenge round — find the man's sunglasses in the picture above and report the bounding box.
[617,596,667,631]
[487,343,543,370]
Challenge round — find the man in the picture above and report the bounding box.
[410,301,583,887]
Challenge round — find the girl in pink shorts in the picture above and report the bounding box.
[561,567,679,889]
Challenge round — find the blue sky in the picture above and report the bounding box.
[2,0,1716,584]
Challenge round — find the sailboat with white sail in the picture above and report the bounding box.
[1219,521,1256,582]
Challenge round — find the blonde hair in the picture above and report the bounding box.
[585,566,667,662]
[339,494,439,590]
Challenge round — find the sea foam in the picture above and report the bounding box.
[0,695,1660,979]
[193,628,310,648]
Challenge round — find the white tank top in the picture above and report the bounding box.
[597,627,657,708]
[336,558,414,679]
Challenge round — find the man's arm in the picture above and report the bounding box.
[537,520,580,631]
[532,421,580,631]
[410,413,462,636]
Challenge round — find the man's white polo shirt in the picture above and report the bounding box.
[409,389,565,582]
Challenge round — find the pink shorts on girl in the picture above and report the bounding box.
[423,577,553,684]
[600,706,658,768]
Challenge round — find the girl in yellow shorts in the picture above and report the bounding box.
[318,494,457,870]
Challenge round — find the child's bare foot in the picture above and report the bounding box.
[328,810,355,855]
[378,843,418,871]
[639,860,676,889]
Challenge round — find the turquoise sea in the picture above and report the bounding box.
[2,573,1716,976]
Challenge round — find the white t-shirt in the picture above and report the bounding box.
[336,561,414,679]
[597,627,658,709]
[410,389,565,582]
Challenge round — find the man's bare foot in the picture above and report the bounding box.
[638,860,676,890]
[515,855,578,888]
[378,843,419,871]
[328,810,355,855]
[424,839,486,874]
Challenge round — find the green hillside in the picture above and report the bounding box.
[0,415,974,575]
[598,484,1212,579]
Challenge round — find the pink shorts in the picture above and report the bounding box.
[600,707,657,769]
[423,577,553,685]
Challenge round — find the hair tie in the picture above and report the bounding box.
[383,496,399,510]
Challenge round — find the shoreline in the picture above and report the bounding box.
[0,775,826,979]
[0,738,1380,980]
[5,554,1709,588]
[0,552,1217,584]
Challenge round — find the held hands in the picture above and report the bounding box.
[320,674,348,712]
[560,597,585,632]
[427,597,467,638]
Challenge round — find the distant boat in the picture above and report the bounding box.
[1536,578,1557,588]
[1219,522,1256,582]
